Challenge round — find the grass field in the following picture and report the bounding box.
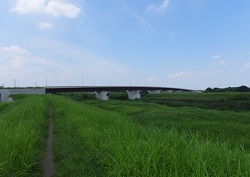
[84,99,250,150]
[0,92,250,176]
[0,95,48,176]
[51,95,250,176]
[142,92,250,111]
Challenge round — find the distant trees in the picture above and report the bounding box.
[205,85,250,92]
[236,85,250,92]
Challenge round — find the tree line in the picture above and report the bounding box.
[205,85,250,92]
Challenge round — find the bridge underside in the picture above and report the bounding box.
[45,86,192,100]
[0,86,192,102]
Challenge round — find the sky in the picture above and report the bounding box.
[0,0,250,90]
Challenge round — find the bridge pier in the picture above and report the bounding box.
[164,90,173,93]
[148,90,162,94]
[95,91,110,100]
[127,90,141,100]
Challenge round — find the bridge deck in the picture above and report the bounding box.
[45,86,191,93]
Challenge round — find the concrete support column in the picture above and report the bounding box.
[148,90,162,94]
[127,90,141,100]
[95,91,110,100]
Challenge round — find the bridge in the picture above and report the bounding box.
[45,86,192,100]
[0,86,193,102]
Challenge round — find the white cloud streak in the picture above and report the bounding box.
[128,9,153,30]
[1,45,55,68]
[212,55,220,59]
[38,22,53,29]
[146,77,158,82]
[212,54,226,65]
[168,71,192,79]
[1,45,29,55]
[245,62,250,68]
[218,60,226,65]
[0,42,131,87]
[12,0,81,18]
[122,2,153,30]
[147,0,170,12]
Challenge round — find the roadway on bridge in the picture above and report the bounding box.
[45,86,191,93]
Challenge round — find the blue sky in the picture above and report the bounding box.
[0,0,250,90]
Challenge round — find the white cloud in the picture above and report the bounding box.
[145,77,159,86]
[46,0,81,18]
[1,45,55,69]
[245,62,250,68]
[146,77,158,81]
[123,2,152,30]
[212,55,226,65]
[0,45,54,69]
[11,0,45,14]
[212,55,221,59]
[168,71,192,79]
[0,41,132,87]
[129,9,152,30]
[1,45,29,55]
[236,62,250,74]
[12,0,81,18]
[147,0,170,12]
[166,70,223,90]
[218,60,226,65]
[38,22,53,29]
[0,44,65,86]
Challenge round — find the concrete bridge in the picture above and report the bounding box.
[45,86,192,100]
[0,86,192,102]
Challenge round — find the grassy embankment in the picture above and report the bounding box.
[0,95,48,176]
[51,95,250,176]
[1,93,250,176]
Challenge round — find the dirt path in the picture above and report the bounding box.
[43,107,54,177]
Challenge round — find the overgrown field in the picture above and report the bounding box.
[0,95,48,176]
[142,92,250,111]
[0,93,250,176]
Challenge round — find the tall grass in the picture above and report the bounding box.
[0,96,48,176]
[142,92,250,111]
[51,96,250,176]
[85,100,250,149]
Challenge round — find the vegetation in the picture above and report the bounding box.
[1,92,250,176]
[0,95,48,176]
[142,92,250,111]
[51,95,250,176]
[55,92,97,101]
[205,85,250,92]
[84,99,250,149]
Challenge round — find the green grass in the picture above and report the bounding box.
[0,95,48,176]
[50,95,250,176]
[142,92,250,111]
[84,100,250,150]
[1,93,250,176]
